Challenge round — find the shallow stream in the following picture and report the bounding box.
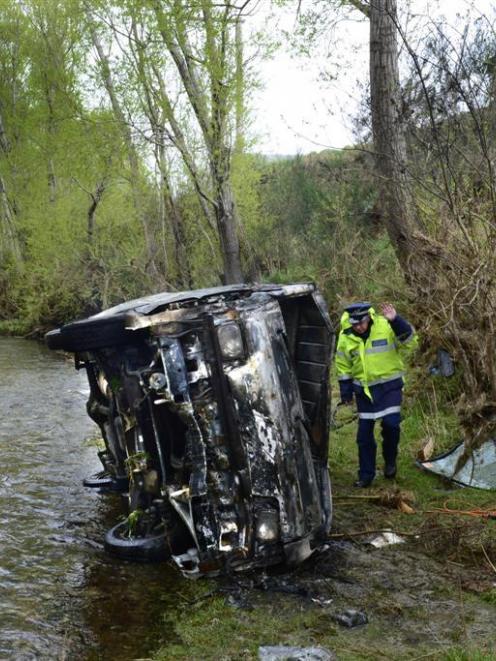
[0,337,180,660]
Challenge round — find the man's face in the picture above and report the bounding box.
[351,317,370,335]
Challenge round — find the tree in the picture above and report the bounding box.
[86,8,161,279]
[0,4,29,265]
[152,0,245,283]
[84,0,255,285]
[291,1,496,450]
[397,9,496,449]
[367,0,418,265]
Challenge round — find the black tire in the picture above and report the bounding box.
[83,471,114,489]
[45,314,136,352]
[83,471,129,492]
[104,521,170,562]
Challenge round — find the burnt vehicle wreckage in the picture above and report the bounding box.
[46,284,335,577]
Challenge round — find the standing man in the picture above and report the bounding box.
[335,302,417,487]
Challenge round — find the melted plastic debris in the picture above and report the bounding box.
[429,348,455,377]
[333,609,368,628]
[418,439,496,490]
[258,646,335,661]
[369,531,405,548]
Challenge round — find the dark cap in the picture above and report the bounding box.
[345,301,371,325]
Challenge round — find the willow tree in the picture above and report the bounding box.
[85,8,161,280]
[85,0,251,285]
[152,0,246,284]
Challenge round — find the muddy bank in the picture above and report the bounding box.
[152,492,496,660]
[218,540,493,655]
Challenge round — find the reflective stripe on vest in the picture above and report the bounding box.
[364,343,396,356]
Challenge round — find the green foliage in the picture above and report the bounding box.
[480,589,496,607]
[126,509,144,537]
[237,148,403,314]
[0,0,402,334]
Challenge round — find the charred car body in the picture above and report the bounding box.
[46,283,334,577]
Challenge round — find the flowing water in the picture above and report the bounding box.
[0,338,181,660]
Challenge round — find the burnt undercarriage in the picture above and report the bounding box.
[48,284,334,577]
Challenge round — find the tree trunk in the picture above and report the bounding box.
[214,173,243,284]
[154,1,244,284]
[151,62,217,233]
[0,108,21,261]
[369,0,415,265]
[234,17,245,154]
[44,78,57,203]
[0,175,21,261]
[87,179,106,243]
[157,133,192,289]
[88,19,159,278]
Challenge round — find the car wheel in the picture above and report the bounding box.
[83,470,114,489]
[83,471,129,492]
[104,521,170,562]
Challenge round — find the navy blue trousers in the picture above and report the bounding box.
[356,413,400,481]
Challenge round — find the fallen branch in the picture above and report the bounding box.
[425,507,496,519]
[334,489,416,513]
[328,526,449,540]
[329,528,418,539]
[331,414,358,430]
[481,544,496,575]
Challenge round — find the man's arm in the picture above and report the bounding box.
[380,303,418,349]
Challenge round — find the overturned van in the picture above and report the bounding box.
[46,283,334,577]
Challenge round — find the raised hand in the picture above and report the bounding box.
[379,302,397,321]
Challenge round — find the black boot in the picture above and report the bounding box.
[384,462,397,479]
[353,478,373,488]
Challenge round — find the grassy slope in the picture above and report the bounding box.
[151,371,496,661]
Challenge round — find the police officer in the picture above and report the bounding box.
[335,302,417,487]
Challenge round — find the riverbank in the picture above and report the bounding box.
[150,384,496,661]
[0,319,47,340]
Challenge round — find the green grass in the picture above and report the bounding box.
[480,589,496,607]
[329,367,495,519]
[442,649,496,661]
[329,374,495,570]
[155,595,339,661]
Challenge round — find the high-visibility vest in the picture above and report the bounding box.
[335,307,417,400]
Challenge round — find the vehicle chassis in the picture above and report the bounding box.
[47,284,334,577]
